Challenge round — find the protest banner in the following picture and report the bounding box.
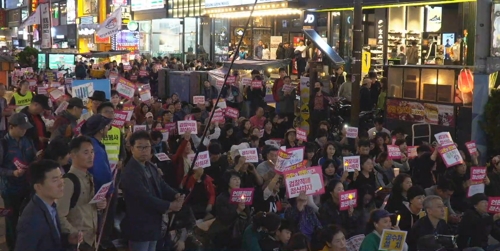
[229,188,254,205]
[343,156,361,172]
[238,148,259,163]
[225,107,239,119]
[379,229,407,251]
[89,181,113,204]
[346,127,358,138]
[155,153,170,162]
[187,151,211,169]
[465,141,477,156]
[407,146,418,159]
[112,111,128,128]
[193,96,205,105]
[435,132,454,146]
[296,128,307,142]
[133,125,147,132]
[488,197,500,213]
[177,120,198,135]
[284,166,324,198]
[116,78,136,99]
[438,144,464,168]
[275,147,305,173]
[339,190,357,211]
[470,167,487,183]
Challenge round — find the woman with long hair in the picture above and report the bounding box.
[384,173,413,213]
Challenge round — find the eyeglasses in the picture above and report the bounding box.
[135,145,151,151]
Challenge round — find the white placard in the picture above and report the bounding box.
[187,151,211,169]
[346,127,358,139]
[238,148,259,163]
[343,156,361,172]
[193,96,205,105]
[155,153,170,162]
[89,181,112,204]
[177,120,198,135]
[133,125,147,132]
[435,132,454,146]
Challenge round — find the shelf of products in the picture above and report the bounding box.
[405,31,422,64]
[371,20,385,76]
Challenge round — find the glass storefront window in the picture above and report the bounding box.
[331,12,341,52]
[213,18,229,62]
[151,19,182,57]
[184,17,197,59]
[60,2,67,25]
[138,21,151,52]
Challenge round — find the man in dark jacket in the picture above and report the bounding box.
[407,195,451,251]
[121,130,183,251]
[50,97,85,141]
[15,159,81,251]
[21,94,50,151]
[360,78,373,112]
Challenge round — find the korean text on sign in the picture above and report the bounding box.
[238,148,259,163]
[229,188,254,205]
[275,147,305,173]
[438,144,464,168]
[470,167,487,183]
[225,107,239,119]
[283,166,325,198]
[116,78,136,100]
[379,229,407,251]
[112,111,128,128]
[339,190,357,211]
[177,120,198,135]
[435,132,454,146]
[488,197,500,213]
[295,128,307,142]
[89,181,113,204]
[387,145,401,159]
[343,156,361,172]
[193,96,205,105]
[465,141,477,155]
[187,151,211,169]
[346,127,358,139]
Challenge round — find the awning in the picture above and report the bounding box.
[302,29,345,66]
[220,59,291,71]
[78,50,131,58]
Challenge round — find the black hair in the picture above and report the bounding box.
[395,139,406,146]
[162,110,172,116]
[417,144,432,154]
[278,67,286,72]
[96,102,114,113]
[262,145,278,161]
[111,90,119,97]
[250,135,260,142]
[316,128,328,139]
[283,76,291,80]
[129,130,152,146]
[358,139,370,149]
[322,141,337,157]
[321,159,340,175]
[150,130,163,141]
[68,135,93,153]
[321,179,343,204]
[374,117,384,125]
[279,219,292,231]
[252,212,281,232]
[320,225,346,247]
[29,159,61,186]
[284,233,311,251]
[436,177,455,192]
[356,184,375,209]
[304,142,317,154]
[208,142,222,155]
[44,137,70,161]
[388,174,412,207]
[407,185,426,202]
[221,170,241,192]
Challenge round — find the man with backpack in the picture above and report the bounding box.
[56,136,107,251]
[50,97,85,141]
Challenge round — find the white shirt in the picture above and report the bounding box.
[295,45,307,58]
[262,49,270,59]
[368,127,391,139]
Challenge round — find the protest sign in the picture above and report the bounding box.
[211,108,225,123]
[74,120,85,136]
[407,146,418,159]
[241,78,252,86]
[387,145,401,159]
[193,96,205,105]
[435,132,454,146]
[155,153,170,162]
[49,88,64,101]
[227,76,236,85]
[275,147,305,173]
[296,128,307,142]
[488,197,500,213]
[379,229,407,251]
[229,188,254,205]
[187,151,211,169]
[185,114,195,121]
[470,167,487,183]
[438,144,464,168]
[339,190,357,211]
[37,86,48,95]
[251,80,263,89]
[55,101,68,116]
[133,125,147,132]
[465,141,477,156]
[177,120,198,135]
[346,127,358,138]
[225,107,239,119]
[112,111,128,128]
[265,139,281,148]
[238,148,259,163]
[467,183,485,197]
[89,181,112,204]
[139,89,152,103]
[71,82,94,106]
[284,166,324,198]
[212,98,227,109]
[343,156,361,172]
[165,122,177,135]
[116,78,136,99]
[13,158,28,170]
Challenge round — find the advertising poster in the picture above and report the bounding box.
[385,99,455,127]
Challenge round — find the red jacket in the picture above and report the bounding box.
[272,78,285,102]
[181,174,216,206]
[172,139,189,188]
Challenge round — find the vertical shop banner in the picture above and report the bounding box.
[40,3,52,49]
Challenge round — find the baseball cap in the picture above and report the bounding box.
[32,94,50,110]
[145,112,153,118]
[9,113,33,130]
[68,97,85,109]
[370,209,393,223]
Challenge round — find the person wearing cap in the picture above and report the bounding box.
[143,112,155,131]
[407,195,450,251]
[50,97,85,141]
[80,114,113,197]
[79,90,107,123]
[0,113,37,250]
[20,94,50,151]
[360,209,408,251]
[10,80,33,113]
[457,193,500,250]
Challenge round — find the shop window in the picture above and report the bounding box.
[151,19,182,56]
[213,18,229,62]
[420,69,437,101]
[60,2,67,25]
[184,17,198,61]
[403,68,420,99]
[388,67,403,98]
[138,21,151,52]
[253,16,272,28]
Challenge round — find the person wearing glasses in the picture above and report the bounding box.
[121,130,184,251]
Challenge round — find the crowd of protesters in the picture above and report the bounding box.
[0,55,499,251]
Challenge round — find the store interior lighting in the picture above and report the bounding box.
[209,8,301,18]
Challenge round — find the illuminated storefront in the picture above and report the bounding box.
[206,0,301,62]
[50,0,77,48]
[6,0,29,47]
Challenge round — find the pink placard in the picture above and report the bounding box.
[346,127,358,138]
[116,77,136,100]
[488,197,500,213]
[407,146,418,159]
[74,120,86,136]
[470,167,487,183]
[226,76,236,85]
[283,166,325,198]
[230,188,254,205]
[465,141,477,156]
[225,107,239,119]
[339,190,358,211]
[112,111,128,128]
[185,114,195,121]
[251,80,262,89]
[193,96,205,105]
[13,157,28,170]
[387,145,401,159]
[296,128,307,142]
[435,132,454,146]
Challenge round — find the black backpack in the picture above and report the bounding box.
[63,173,81,209]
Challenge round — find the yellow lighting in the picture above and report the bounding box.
[317,0,474,11]
[209,8,301,18]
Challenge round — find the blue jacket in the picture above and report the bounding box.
[15,195,70,251]
[0,133,36,193]
[88,137,112,193]
[120,157,178,241]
